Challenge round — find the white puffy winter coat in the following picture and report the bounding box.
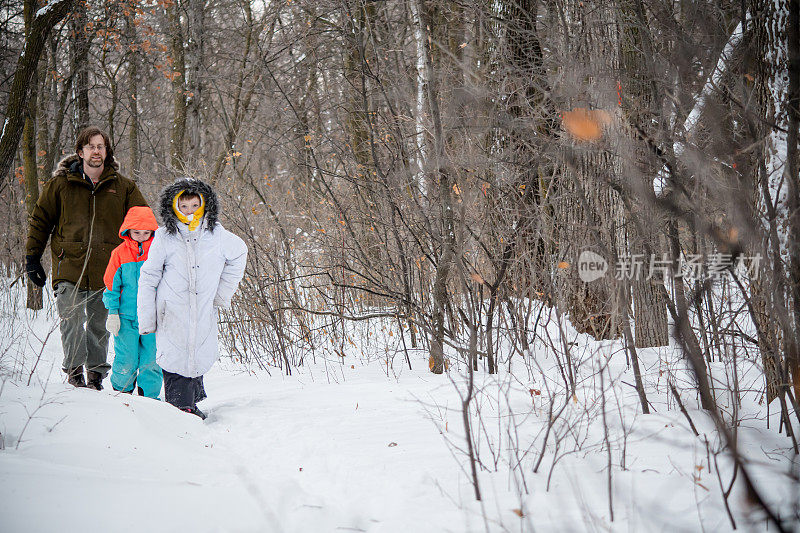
[138,221,247,377]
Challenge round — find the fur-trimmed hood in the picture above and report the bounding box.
[159,178,219,235]
[53,154,120,179]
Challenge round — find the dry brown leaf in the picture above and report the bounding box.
[562,108,611,142]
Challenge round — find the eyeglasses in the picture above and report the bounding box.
[84,144,106,151]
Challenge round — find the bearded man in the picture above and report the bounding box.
[26,126,149,389]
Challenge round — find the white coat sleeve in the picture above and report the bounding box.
[213,231,248,309]
[138,230,167,334]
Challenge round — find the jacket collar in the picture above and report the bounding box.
[122,234,152,258]
[177,219,211,238]
[65,159,117,190]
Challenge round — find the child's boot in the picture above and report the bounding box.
[182,406,207,420]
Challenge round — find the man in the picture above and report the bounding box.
[26,126,148,389]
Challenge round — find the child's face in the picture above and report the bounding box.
[178,196,202,216]
[130,229,153,243]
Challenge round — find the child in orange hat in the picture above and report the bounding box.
[102,206,161,397]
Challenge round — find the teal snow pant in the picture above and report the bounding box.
[110,317,162,398]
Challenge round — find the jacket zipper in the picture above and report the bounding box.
[186,235,198,374]
[56,248,64,276]
[84,189,95,291]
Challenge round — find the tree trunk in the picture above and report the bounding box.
[0,0,73,187]
[786,0,800,399]
[416,0,460,374]
[36,39,51,185]
[343,0,376,169]
[125,9,140,174]
[620,281,649,413]
[100,46,119,142]
[742,0,784,404]
[616,0,669,348]
[558,156,624,341]
[23,0,43,311]
[552,1,624,342]
[71,2,90,131]
[185,0,205,161]
[168,0,186,171]
[46,33,73,179]
[667,219,714,410]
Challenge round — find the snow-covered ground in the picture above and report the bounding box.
[1,283,797,532]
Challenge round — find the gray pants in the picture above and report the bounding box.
[55,281,110,376]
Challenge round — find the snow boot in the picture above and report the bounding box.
[65,367,87,388]
[112,381,143,395]
[86,370,104,391]
[182,406,207,420]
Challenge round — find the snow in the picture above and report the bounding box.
[1,282,797,532]
[34,0,68,19]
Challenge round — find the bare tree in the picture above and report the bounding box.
[0,0,73,187]
[22,0,42,310]
[167,0,186,170]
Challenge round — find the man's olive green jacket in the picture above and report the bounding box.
[26,155,148,291]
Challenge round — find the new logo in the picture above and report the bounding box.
[578,250,608,282]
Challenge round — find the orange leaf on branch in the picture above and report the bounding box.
[561,108,612,142]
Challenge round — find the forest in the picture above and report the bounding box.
[1,0,799,531]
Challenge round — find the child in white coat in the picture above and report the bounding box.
[137,178,247,419]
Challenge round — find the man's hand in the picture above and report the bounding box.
[25,255,46,287]
[106,314,121,336]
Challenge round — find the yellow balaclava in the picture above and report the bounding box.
[172,190,205,232]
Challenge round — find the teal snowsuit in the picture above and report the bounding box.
[102,207,162,397]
